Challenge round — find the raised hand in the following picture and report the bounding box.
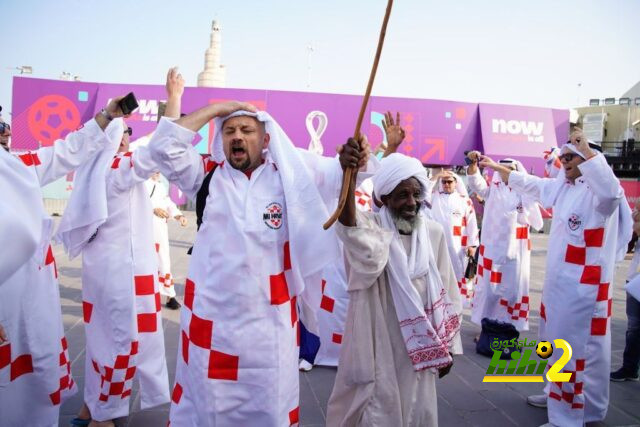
[212,101,258,118]
[166,67,185,99]
[569,127,595,160]
[381,111,405,150]
[337,134,369,172]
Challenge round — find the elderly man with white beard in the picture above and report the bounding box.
[326,152,462,427]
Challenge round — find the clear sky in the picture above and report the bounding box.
[1,0,638,118]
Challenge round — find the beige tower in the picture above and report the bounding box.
[197,20,226,87]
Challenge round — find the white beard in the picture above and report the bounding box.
[393,211,422,235]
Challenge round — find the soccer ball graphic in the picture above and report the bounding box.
[536,341,553,359]
[27,95,81,147]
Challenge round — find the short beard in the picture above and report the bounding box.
[392,211,421,235]
[230,157,252,171]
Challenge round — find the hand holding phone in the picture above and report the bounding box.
[118,92,139,116]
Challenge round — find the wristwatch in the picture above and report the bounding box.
[99,108,114,121]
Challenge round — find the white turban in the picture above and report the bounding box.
[371,153,429,203]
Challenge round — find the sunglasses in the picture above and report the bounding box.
[558,153,577,162]
[0,122,10,134]
[441,180,455,184]
[124,127,132,136]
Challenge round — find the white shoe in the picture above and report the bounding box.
[299,359,313,371]
[527,394,547,408]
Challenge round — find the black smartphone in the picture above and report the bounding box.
[118,92,139,115]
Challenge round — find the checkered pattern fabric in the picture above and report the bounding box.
[476,244,503,285]
[562,227,611,335]
[49,337,76,405]
[134,275,161,333]
[354,190,372,212]
[91,341,138,402]
[548,359,586,410]
[158,272,173,292]
[111,152,133,169]
[499,296,530,321]
[0,343,34,382]
[45,245,58,278]
[18,152,42,167]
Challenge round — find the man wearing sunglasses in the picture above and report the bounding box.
[479,128,632,427]
[428,170,479,307]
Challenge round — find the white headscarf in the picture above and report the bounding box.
[372,154,459,371]
[55,119,123,258]
[213,110,339,289]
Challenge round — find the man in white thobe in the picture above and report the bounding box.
[147,70,369,425]
[428,171,479,305]
[146,172,187,309]
[0,101,121,427]
[465,154,543,331]
[326,153,462,427]
[479,128,632,427]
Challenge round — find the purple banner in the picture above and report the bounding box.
[11,77,569,200]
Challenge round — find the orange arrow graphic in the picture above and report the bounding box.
[421,138,445,162]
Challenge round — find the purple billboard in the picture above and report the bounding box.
[11,77,569,200]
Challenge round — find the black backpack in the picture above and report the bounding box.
[187,163,219,255]
[476,318,520,360]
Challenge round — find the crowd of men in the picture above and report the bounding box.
[0,67,638,427]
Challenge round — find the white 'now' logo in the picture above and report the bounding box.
[492,119,544,143]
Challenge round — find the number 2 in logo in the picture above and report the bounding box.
[545,339,573,382]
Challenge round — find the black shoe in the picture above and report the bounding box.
[165,297,181,310]
[610,368,639,382]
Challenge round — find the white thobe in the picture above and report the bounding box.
[146,178,183,298]
[467,170,542,331]
[148,120,342,426]
[326,211,462,427]
[430,191,479,305]
[81,147,170,421]
[0,120,107,427]
[508,154,623,426]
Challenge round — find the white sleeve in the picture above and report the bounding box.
[466,169,490,199]
[578,154,623,217]
[18,119,108,187]
[296,149,343,207]
[507,171,547,203]
[464,200,480,247]
[148,118,203,200]
[107,145,157,193]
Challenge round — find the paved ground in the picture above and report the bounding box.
[52,211,640,426]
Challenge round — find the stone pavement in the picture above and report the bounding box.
[52,211,640,426]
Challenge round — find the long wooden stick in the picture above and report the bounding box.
[323,0,394,230]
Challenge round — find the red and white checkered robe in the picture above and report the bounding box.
[145,177,182,298]
[80,146,169,421]
[315,181,374,366]
[0,120,107,427]
[148,118,342,426]
[429,191,479,306]
[508,154,624,426]
[467,170,542,331]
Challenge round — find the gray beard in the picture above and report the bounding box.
[392,212,421,235]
